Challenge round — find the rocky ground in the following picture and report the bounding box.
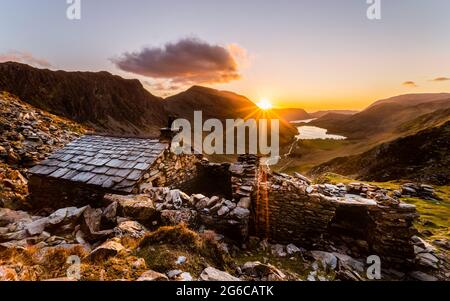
[0,92,449,281]
[0,92,85,209]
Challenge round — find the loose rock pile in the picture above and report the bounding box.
[0,93,85,169]
[135,187,251,241]
[0,93,85,209]
[399,183,441,200]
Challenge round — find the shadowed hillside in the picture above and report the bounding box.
[310,121,450,185]
[272,108,310,121]
[0,62,167,137]
[310,95,450,140]
[164,86,298,146]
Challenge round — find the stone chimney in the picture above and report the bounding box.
[160,116,179,142]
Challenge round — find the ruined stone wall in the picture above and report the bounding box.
[256,174,339,248]
[253,168,419,266]
[368,201,418,266]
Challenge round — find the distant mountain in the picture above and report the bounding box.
[310,120,450,185]
[0,62,166,136]
[0,63,297,147]
[164,86,298,145]
[309,110,358,119]
[367,93,450,109]
[164,86,258,121]
[310,94,450,140]
[272,108,310,122]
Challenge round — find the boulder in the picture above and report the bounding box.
[432,239,450,250]
[167,269,183,279]
[332,253,365,273]
[48,206,87,226]
[409,271,438,282]
[206,196,220,208]
[106,194,156,223]
[224,200,236,210]
[114,221,147,239]
[160,209,198,227]
[229,207,250,220]
[286,244,303,255]
[416,253,439,269]
[178,272,193,281]
[88,240,125,262]
[102,202,118,226]
[237,197,251,209]
[200,267,240,281]
[81,207,114,242]
[26,217,49,236]
[271,244,287,257]
[168,190,183,210]
[137,270,169,281]
[217,206,230,217]
[195,198,210,210]
[0,208,32,227]
[242,261,286,280]
[191,194,207,206]
[310,251,338,270]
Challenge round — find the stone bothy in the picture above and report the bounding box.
[28,135,198,209]
[28,137,419,267]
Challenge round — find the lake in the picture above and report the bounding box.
[291,119,347,140]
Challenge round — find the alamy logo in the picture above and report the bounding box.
[171,112,280,165]
[66,0,81,20]
[366,255,382,280]
[66,255,81,280]
[367,0,381,20]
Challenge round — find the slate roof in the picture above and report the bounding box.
[28,135,168,193]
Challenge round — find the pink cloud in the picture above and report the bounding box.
[0,50,51,68]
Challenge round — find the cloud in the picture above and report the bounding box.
[142,80,181,97]
[0,50,51,68]
[402,81,418,88]
[111,38,246,86]
[431,77,450,82]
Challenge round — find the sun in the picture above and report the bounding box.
[256,98,273,110]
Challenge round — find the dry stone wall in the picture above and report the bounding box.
[253,166,419,267]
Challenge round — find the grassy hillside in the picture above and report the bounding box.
[310,121,450,185]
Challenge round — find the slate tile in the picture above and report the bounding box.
[71,172,96,183]
[105,159,126,168]
[45,159,62,167]
[113,179,135,191]
[127,170,144,181]
[61,170,81,180]
[57,161,70,168]
[88,158,110,167]
[134,162,151,171]
[119,161,137,169]
[67,163,84,170]
[92,166,109,174]
[101,177,123,189]
[70,155,87,163]
[87,174,111,186]
[29,165,58,176]
[105,168,120,176]
[79,165,95,172]
[49,168,71,179]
